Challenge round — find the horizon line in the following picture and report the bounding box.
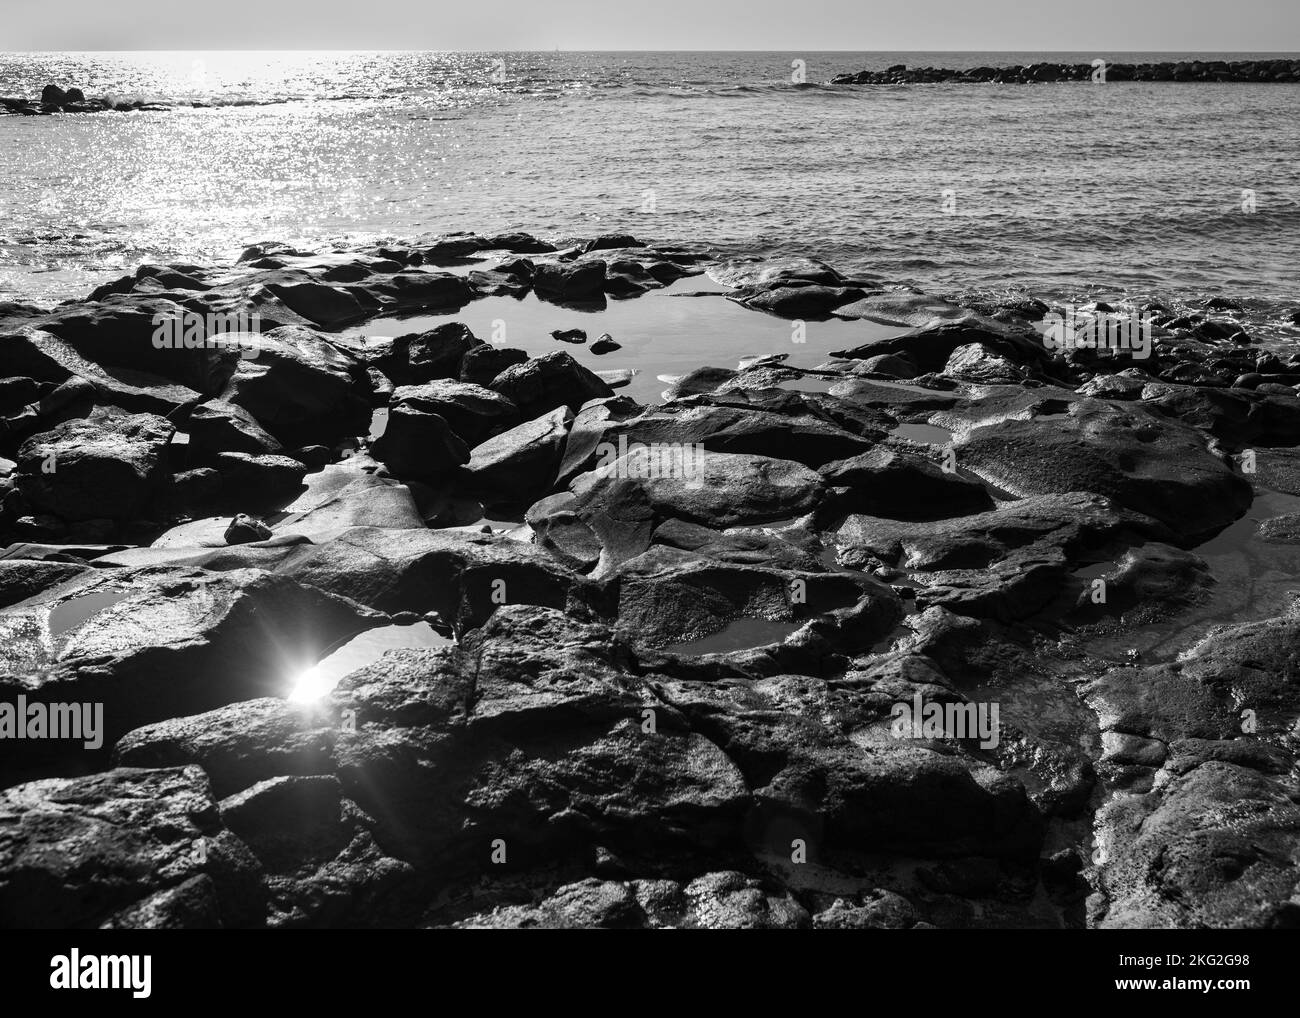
[4,47,1300,54]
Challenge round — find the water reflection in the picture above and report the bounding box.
[288,621,454,702]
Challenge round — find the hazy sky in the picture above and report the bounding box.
[3,0,1297,51]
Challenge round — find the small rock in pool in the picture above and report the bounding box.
[551,328,587,344]
[224,514,272,545]
[594,368,635,389]
[1258,514,1300,544]
[591,333,621,354]
[737,353,788,370]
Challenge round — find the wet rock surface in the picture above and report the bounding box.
[0,237,1295,929]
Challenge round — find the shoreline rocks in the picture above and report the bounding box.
[1,232,1296,929]
[1,84,173,115]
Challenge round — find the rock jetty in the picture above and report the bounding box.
[832,58,1300,85]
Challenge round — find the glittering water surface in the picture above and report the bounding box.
[2,50,1298,324]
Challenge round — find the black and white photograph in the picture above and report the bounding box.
[0,0,1295,990]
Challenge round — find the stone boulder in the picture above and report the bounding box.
[389,380,518,447]
[371,407,469,478]
[952,398,1252,541]
[375,323,484,385]
[15,411,175,521]
[489,351,614,419]
[0,766,265,928]
[221,326,369,446]
[464,405,572,499]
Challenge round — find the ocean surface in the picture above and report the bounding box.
[2,50,1298,335]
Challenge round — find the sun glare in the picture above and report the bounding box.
[287,663,332,703]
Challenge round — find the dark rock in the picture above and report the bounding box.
[354,271,474,314]
[0,377,40,416]
[952,398,1252,541]
[0,330,200,418]
[834,319,1057,380]
[115,697,337,797]
[1258,514,1300,544]
[583,234,646,252]
[378,323,484,385]
[710,256,848,290]
[547,450,827,570]
[489,351,614,419]
[662,366,737,398]
[603,259,665,298]
[532,260,607,303]
[1093,761,1300,928]
[371,407,470,479]
[1071,543,1213,623]
[464,406,572,499]
[466,268,529,298]
[221,326,369,447]
[214,452,308,509]
[457,344,528,387]
[224,514,273,544]
[610,545,901,659]
[821,446,994,520]
[15,411,175,521]
[484,232,555,254]
[738,284,866,318]
[833,292,979,329]
[836,491,1168,622]
[169,467,222,508]
[187,399,283,460]
[0,557,89,609]
[263,281,368,329]
[40,296,237,396]
[558,390,886,481]
[0,766,265,929]
[943,343,1024,384]
[389,380,519,446]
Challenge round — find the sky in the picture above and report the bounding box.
[2,0,1297,51]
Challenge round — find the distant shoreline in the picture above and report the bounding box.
[832,58,1300,84]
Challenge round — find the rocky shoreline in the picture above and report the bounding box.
[1,233,1298,929]
[832,58,1300,84]
[1,84,175,115]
